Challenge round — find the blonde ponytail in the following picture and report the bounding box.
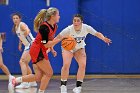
[34,7,59,32]
[34,9,47,32]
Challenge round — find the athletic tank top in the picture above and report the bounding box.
[69,24,89,49]
[16,22,34,46]
[33,22,57,51]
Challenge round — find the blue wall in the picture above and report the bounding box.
[80,0,140,74]
[0,0,140,74]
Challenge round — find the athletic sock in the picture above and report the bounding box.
[61,79,67,86]
[38,89,45,93]
[76,80,83,87]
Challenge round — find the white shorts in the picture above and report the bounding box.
[24,44,31,51]
[61,46,85,53]
[24,41,34,51]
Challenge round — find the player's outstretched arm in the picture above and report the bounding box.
[95,32,112,46]
[44,34,63,48]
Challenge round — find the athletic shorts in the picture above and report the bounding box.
[30,45,48,64]
[24,41,34,51]
[24,44,31,51]
[61,46,85,53]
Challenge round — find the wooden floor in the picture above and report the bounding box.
[0,77,140,93]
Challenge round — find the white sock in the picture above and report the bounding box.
[77,80,83,82]
[8,74,12,78]
[61,79,67,81]
[16,77,22,83]
[8,75,13,82]
[38,89,45,93]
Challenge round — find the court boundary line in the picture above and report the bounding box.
[0,75,140,80]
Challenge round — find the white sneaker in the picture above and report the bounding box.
[60,85,67,93]
[73,87,82,93]
[9,75,15,83]
[15,82,30,89]
[29,81,37,87]
[38,91,45,93]
[15,88,37,93]
[8,77,16,93]
[38,89,45,93]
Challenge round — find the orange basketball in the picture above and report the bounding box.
[61,36,76,51]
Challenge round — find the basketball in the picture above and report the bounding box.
[61,36,76,51]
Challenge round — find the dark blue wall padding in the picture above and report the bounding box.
[0,0,78,74]
[80,0,140,74]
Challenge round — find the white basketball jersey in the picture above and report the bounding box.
[16,22,34,46]
[60,23,97,50]
[69,24,88,49]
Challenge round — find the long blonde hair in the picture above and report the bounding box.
[34,7,58,32]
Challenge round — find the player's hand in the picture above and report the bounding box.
[18,45,22,52]
[1,33,6,41]
[51,50,57,57]
[103,37,112,46]
[0,47,3,53]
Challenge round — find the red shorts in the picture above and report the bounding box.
[30,44,49,64]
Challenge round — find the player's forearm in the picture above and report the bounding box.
[50,46,56,52]
[0,38,3,48]
[18,40,22,46]
[50,47,54,51]
[44,38,61,48]
[95,32,106,41]
[44,34,62,48]
[44,34,64,48]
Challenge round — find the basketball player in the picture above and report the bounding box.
[0,32,14,83]
[59,14,112,93]
[11,13,37,88]
[9,8,62,93]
